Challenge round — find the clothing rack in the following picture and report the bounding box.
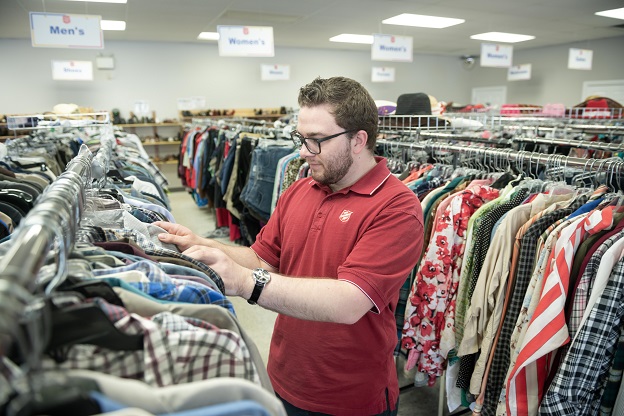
[0,143,97,356]
[186,118,293,140]
[382,131,512,147]
[377,139,624,174]
[383,136,624,416]
[6,112,111,131]
[511,135,624,153]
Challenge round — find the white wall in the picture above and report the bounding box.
[1,36,622,119]
[463,36,624,106]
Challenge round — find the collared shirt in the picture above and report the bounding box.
[92,260,234,314]
[78,226,225,294]
[252,157,424,415]
[41,298,259,387]
[539,255,624,415]
[481,195,587,416]
[403,184,500,385]
[506,207,614,416]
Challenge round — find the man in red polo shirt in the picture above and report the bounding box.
[157,76,423,415]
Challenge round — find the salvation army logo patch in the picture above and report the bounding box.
[339,209,353,222]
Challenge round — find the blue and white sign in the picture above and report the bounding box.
[218,26,274,57]
[31,12,103,49]
[372,67,395,83]
[507,64,532,81]
[261,64,289,81]
[480,43,513,68]
[51,60,93,81]
[371,34,413,62]
[568,48,593,70]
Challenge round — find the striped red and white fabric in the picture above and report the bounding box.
[505,206,614,416]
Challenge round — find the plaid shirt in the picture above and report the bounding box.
[78,226,225,294]
[481,196,587,416]
[507,207,614,416]
[539,256,624,416]
[42,298,259,387]
[92,260,234,315]
[600,329,624,416]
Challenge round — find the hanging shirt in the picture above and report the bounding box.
[539,254,624,415]
[402,184,499,385]
[506,207,614,416]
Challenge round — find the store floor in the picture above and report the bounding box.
[168,190,454,416]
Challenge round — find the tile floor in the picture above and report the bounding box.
[168,190,457,416]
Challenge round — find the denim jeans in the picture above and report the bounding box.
[275,391,399,416]
[240,145,293,221]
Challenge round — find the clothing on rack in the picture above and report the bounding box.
[178,121,298,245]
[0,122,283,416]
[373,123,624,416]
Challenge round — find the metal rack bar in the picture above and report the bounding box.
[6,112,111,131]
[377,139,624,172]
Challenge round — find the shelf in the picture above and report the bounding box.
[117,123,182,128]
[142,141,181,146]
[153,160,178,165]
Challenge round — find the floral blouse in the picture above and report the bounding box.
[402,184,500,386]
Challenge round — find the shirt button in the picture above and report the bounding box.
[317,212,323,217]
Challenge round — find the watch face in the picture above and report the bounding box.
[254,269,271,284]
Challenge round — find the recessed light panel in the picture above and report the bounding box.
[101,20,126,31]
[595,7,624,20]
[59,0,127,3]
[198,32,220,40]
[382,13,465,28]
[329,34,374,44]
[470,32,535,43]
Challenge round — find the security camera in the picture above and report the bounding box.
[460,55,477,70]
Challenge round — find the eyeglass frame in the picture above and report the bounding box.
[290,129,358,155]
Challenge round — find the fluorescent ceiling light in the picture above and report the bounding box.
[101,20,126,31]
[595,7,624,20]
[329,34,373,44]
[382,13,465,28]
[59,0,127,3]
[198,32,220,41]
[470,32,535,43]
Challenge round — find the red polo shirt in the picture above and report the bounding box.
[251,157,424,415]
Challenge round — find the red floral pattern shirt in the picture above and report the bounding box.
[402,184,500,385]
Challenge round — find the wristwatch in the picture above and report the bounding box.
[247,268,271,305]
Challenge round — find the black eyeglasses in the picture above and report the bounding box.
[290,130,356,155]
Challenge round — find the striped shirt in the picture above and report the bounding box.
[506,207,614,416]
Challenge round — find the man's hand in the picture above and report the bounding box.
[182,245,247,297]
[154,221,204,252]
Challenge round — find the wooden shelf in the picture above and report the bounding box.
[179,107,287,123]
[153,160,178,165]
[142,141,181,146]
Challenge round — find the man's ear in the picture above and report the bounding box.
[352,130,368,154]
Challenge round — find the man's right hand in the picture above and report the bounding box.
[154,221,205,252]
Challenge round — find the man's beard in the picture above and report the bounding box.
[312,142,353,186]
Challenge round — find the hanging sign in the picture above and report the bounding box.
[372,67,395,83]
[568,48,593,70]
[261,64,290,81]
[507,64,532,81]
[480,43,513,68]
[371,34,413,62]
[51,60,93,81]
[31,12,103,49]
[217,26,274,57]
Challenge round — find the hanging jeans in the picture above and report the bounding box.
[240,145,294,222]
